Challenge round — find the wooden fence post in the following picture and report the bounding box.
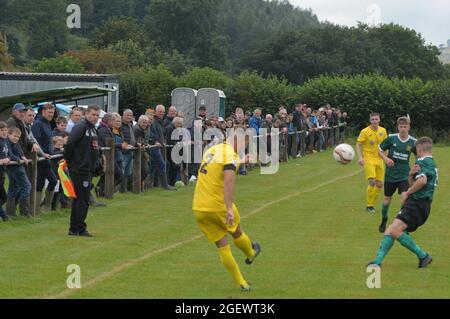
[104,138,115,199]
[30,152,38,216]
[132,146,142,194]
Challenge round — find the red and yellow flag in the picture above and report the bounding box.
[57,160,77,198]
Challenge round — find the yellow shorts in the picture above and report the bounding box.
[194,204,241,243]
[364,162,385,181]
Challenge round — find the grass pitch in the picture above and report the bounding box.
[0,147,449,299]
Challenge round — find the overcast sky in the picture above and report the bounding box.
[290,0,450,47]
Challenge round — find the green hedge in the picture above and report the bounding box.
[119,67,450,141]
[298,75,450,136]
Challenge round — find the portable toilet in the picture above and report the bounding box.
[196,88,226,120]
[171,88,197,127]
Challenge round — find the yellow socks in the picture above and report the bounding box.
[218,245,247,286]
[372,186,382,206]
[233,233,255,259]
[367,185,375,207]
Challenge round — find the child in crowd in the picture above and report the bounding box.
[51,136,68,210]
[0,122,10,221]
[5,127,31,217]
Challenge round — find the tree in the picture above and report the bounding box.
[227,71,300,114]
[120,65,177,114]
[144,0,223,67]
[108,40,147,68]
[158,50,194,76]
[0,32,13,68]
[177,67,231,90]
[66,49,130,73]
[33,55,85,73]
[241,23,448,83]
[91,16,150,49]
[92,0,134,26]
[15,0,69,60]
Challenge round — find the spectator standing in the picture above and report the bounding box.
[164,117,184,186]
[149,105,176,191]
[66,107,83,134]
[53,117,69,139]
[120,109,136,192]
[5,127,31,218]
[163,106,177,128]
[31,103,58,213]
[7,103,41,157]
[0,122,10,221]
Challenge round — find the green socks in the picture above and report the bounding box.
[397,233,427,259]
[373,235,395,264]
[381,203,389,220]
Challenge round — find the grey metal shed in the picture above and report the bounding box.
[0,72,119,112]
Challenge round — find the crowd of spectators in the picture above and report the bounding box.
[0,101,347,223]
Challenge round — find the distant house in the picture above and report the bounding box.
[0,72,120,113]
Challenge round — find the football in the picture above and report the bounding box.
[333,143,355,165]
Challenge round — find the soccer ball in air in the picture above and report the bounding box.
[333,144,355,165]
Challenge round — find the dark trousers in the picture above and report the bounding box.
[0,172,6,206]
[166,152,179,186]
[150,148,166,176]
[37,160,58,192]
[69,170,92,233]
[6,166,31,200]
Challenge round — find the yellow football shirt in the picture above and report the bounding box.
[357,126,388,164]
[192,143,240,213]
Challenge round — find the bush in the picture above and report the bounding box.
[119,64,177,114]
[66,48,130,73]
[298,74,450,141]
[227,71,300,114]
[33,54,85,73]
[177,67,231,91]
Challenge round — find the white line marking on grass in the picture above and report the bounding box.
[47,169,362,299]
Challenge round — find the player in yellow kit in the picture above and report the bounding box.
[192,134,261,292]
[356,113,388,213]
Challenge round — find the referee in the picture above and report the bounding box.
[65,105,100,237]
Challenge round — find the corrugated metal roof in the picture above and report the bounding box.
[0,86,116,111]
[0,72,118,78]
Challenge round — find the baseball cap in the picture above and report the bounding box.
[218,117,224,122]
[199,106,206,111]
[13,103,27,112]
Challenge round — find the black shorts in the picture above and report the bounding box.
[395,198,431,232]
[384,180,409,197]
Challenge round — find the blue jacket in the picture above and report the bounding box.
[6,139,23,162]
[0,138,9,173]
[31,115,53,154]
[249,116,262,134]
[113,131,124,163]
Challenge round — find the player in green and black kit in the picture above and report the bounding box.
[378,117,417,233]
[368,137,437,268]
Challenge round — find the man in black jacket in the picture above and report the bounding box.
[292,103,306,156]
[31,103,57,213]
[7,103,41,158]
[163,105,177,128]
[121,109,136,192]
[150,105,176,191]
[65,105,100,237]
